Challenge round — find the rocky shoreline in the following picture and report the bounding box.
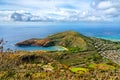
[15,38,54,47]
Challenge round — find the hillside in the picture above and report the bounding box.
[0,50,120,80]
[47,31,95,50]
[16,31,95,51]
[1,31,120,80]
[15,31,120,65]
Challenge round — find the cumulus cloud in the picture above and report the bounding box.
[97,1,113,10]
[90,0,120,22]
[0,0,120,22]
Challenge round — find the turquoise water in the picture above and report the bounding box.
[0,22,120,51]
[16,46,65,51]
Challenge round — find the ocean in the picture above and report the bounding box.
[0,22,120,51]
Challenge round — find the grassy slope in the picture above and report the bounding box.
[47,31,95,51]
[1,31,120,79]
[16,31,120,52]
[0,50,120,80]
[47,31,120,53]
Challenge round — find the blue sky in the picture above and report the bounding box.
[0,0,120,22]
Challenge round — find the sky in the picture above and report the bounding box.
[0,0,120,22]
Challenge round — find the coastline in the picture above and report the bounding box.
[51,46,68,51]
[59,46,69,51]
[16,46,68,51]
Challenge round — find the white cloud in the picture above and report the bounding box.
[90,0,120,22]
[0,0,120,22]
[103,7,120,17]
[97,1,113,10]
[86,16,101,21]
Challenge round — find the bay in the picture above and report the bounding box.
[0,22,120,51]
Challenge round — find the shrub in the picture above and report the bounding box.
[69,67,89,74]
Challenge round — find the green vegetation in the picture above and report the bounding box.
[69,67,89,74]
[89,63,116,71]
[16,31,96,51]
[0,50,120,80]
[1,31,120,80]
[48,31,88,50]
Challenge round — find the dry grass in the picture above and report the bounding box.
[0,51,120,80]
